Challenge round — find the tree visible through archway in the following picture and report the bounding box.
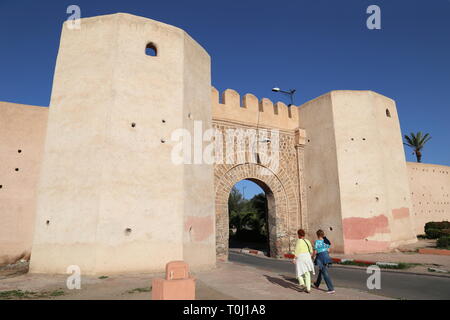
[228,180,270,256]
[215,163,294,260]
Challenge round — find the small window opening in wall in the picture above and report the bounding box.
[386,109,391,117]
[131,122,136,128]
[145,43,157,56]
[125,228,132,235]
[15,168,19,172]
[329,227,333,231]
[161,139,166,144]
[18,149,22,153]
[162,119,166,123]
[46,220,50,226]
[0,185,2,189]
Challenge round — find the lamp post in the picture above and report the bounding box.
[272,87,297,107]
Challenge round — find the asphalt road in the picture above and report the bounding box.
[229,251,450,300]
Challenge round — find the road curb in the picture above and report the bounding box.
[331,264,450,278]
[240,249,266,256]
[284,254,389,266]
[233,250,450,278]
[230,248,267,257]
[332,257,401,268]
[281,253,450,278]
[418,248,450,256]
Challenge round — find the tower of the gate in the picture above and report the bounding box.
[30,13,216,274]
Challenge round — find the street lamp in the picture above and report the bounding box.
[272,87,297,106]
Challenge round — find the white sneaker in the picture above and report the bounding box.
[326,290,335,294]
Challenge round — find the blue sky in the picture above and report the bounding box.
[1,0,449,199]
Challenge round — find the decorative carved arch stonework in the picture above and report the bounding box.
[212,115,307,261]
[215,163,298,260]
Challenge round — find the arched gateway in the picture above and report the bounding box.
[212,88,308,260]
[215,164,290,259]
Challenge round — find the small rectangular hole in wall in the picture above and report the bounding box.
[258,102,264,112]
[241,97,246,109]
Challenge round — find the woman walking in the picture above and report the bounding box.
[293,229,315,293]
[312,229,335,294]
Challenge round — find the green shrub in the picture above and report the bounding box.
[437,235,450,249]
[425,221,450,233]
[424,221,450,239]
[426,228,443,239]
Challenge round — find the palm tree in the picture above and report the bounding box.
[404,132,432,163]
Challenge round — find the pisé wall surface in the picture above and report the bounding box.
[29,13,215,274]
[297,93,345,251]
[0,102,48,265]
[298,91,417,254]
[407,162,450,234]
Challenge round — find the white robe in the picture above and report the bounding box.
[295,252,315,278]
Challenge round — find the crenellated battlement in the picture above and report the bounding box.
[212,87,299,131]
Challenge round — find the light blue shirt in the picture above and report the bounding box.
[314,239,330,253]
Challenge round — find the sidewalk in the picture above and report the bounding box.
[0,261,388,300]
[194,261,389,300]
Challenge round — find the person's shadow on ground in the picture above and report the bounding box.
[263,275,303,292]
[278,274,329,292]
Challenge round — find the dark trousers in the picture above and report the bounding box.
[315,259,334,291]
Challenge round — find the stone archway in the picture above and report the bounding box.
[215,163,291,260]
